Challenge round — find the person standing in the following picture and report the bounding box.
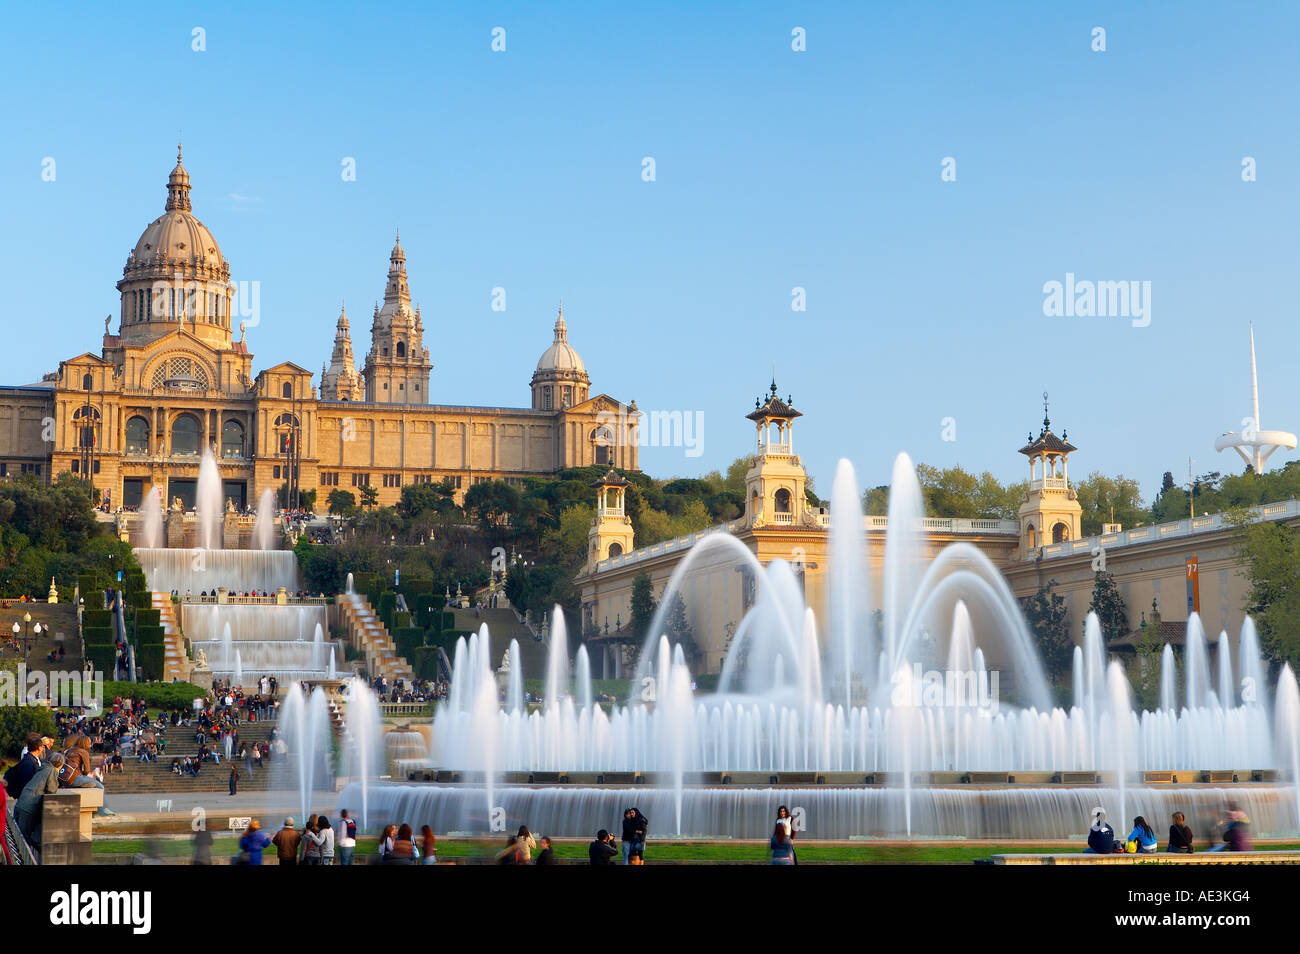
[272,817,301,866]
[420,825,437,865]
[386,824,418,864]
[228,766,239,796]
[237,820,271,865]
[300,817,322,865]
[770,822,795,865]
[337,809,357,865]
[313,814,335,865]
[776,805,797,865]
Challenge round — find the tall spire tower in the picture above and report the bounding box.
[362,231,432,404]
[321,301,365,401]
[1214,323,1297,471]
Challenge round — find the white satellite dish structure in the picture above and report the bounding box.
[1214,324,1297,471]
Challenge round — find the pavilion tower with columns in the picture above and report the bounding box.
[1017,393,1081,553]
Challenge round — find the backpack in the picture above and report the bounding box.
[3,761,21,798]
[57,749,80,785]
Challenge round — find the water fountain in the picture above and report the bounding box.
[330,453,1299,840]
[141,485,164,549]
[253,487,277,550]
[197,448,223,551]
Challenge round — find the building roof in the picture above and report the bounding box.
[591,468,630,488]
[534,305,587,376]
[1018,398,1075,456]
[125,147,226,274]
[746,380,802,421]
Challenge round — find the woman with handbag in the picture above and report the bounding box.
[386,824,418,865]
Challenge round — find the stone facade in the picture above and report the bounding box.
[0,151,639,508]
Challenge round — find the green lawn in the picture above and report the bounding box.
[91,836,1300,863]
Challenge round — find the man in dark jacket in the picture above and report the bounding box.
[10,734,45,796]
[589,829,617,865]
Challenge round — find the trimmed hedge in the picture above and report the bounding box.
[442,611,455,632]
[131,591,154,611]
[136,608,161,628]
[413,646,441,681]
[136,625,165,646]
[134,644,164,681]
[83,627,115,646]
[97,680,205,709]
[393,626,424,663]
[83,609,112,629]
[393,610,411,631]
[84,644,117,677]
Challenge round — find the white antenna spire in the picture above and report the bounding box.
[1215,324,1296,472]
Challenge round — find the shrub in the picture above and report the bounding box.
[82,627,115,646]
[95,680,204,710]
[135,644,165,681]
[393,610,411,631]
[136,625,165,646]
[84,644,117,678]
[135,608,161,628]
[83,609,112,629]
[0,704,57,758]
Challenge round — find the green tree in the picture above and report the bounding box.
[463,480,521,533]
[1021,580,1072,682]
[1072,472,1146,535]
[664,591,697,663]
[629,572,657,642]
[542,503,595,565]
[1233,513,1300,668]
[1088,570,1130,642]
[327,489,357,516]
[358,484,379,510]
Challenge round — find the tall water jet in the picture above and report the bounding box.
[1239,617,1270,712]
[346,572,354,595]
[1185,613,1208,711]
[828,458,871,710]
[327,645,337,680]
[883,453,926,672]
[1106,661,1135,830]
[253,487,277,550]
[575,645,593,712]
[544,607,570,709]
[1159,644,1176,712]
[312,623,325,670]
[233,648,243,687]
[196,447,223,551]
[506,639,523,713]
[343,676,383,828]
[1216,630,1234,707]
[281,683,332,825]
[1275,666,1300,832]
[141,485,164,549]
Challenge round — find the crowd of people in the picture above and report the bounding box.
[1084,805,1253,854]
[369,675,448,704]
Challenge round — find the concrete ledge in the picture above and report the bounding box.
[991,851,1300,865]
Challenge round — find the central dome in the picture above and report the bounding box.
[535,308,586,374]
[125,147,225,272]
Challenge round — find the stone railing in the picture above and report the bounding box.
[1036,498,1300,561]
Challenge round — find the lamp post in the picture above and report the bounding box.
[11,612,43,662]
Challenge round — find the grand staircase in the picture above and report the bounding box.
[105,718,283,795]
[337,595,413,682]
[153,594,187,682]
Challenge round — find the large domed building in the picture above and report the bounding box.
[0,150,640,511]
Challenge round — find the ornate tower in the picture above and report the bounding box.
[320,302,365,402]
[1017,393,1082,554]
[587,469,635,570]
[362,232,432,404]
[116,146,235,349]
[742,381,808,529]
[531,305,590,410]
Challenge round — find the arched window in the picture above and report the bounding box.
[1052,522,1069,544]
[82,373,93,391]
[774,488,792,513]
[282,381,292,399]
[221,419,245,458]
[275,413,299,455]
[607,542,623,559]
[125,416,150,455]
[73,406,100,449]
[171,414,200,457]
[396,341,406,358]
[1026,523,1036,548]
[591,425,613,465]
[543,386,552,410]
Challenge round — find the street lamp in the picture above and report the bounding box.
[11,612,42,661]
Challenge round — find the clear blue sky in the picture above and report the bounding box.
[2,1,1297,503]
